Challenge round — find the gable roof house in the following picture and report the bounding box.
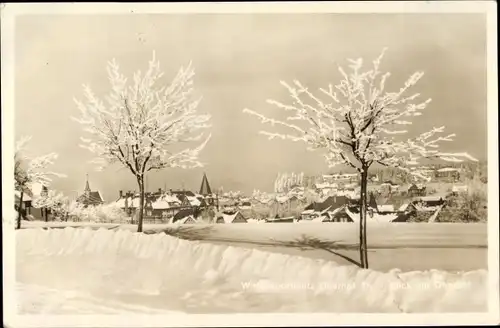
[76,176,104,207]
[435,167,461,179]
[451,184,469,194]
[215,211,247,224]
[15,184,56,221]
[301,195,357,220]
[392,195,447,222]
[172,207,197,223]
[176,215,199,224]
[407,183,427,197]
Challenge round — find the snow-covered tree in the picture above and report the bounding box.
[73,52,211,232]
[274,171,307,193]
[244,48,477,268]
[32,190,70,221]
[14,136,65,229]
[66,202,127,223]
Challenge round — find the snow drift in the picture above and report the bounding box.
[16,228,487,313]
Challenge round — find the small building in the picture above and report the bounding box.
[172,207,200,223]
[216,211,247,223]
[402,196,447,222]
[435,167,461,180]
[175,215,198,224]
[16,184,52,221]
[377,204,395,213]
[408,183,427,197]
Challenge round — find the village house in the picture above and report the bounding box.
[407,183,427,197]
[434,167,461,181]
[175,215,198,224]
[114,173,217,222]
[215,211,247,223]
[404,195,447,213]
[451,184,469,194]
[15,184,52,221]
[395,195,448,222]
[301,195,358,221]
[172,207,201,223]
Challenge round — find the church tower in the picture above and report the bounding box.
[84,174,91,197]
[199,172,214,206]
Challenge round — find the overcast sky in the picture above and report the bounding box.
[15,13,487,201]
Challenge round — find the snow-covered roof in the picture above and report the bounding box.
[377,205,395,212]
[437,167,460,172]
[345,207,398,223]
[413,204,443,212]
[399,203,409,211]
[222,212,244,223]
[276,195,289,203]
[152,199,170,210]
[176,215,198,224]
[164,195,181,203]
[187,196,201,207]
[115,196,140,208]
[418,195,445,202]
[315,183,337,189]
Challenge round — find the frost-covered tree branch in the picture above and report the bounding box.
[15,136,66,192]
[72,52,211,176]
[243,48,477,179]
[243,48,477,268]
[72,51,211,232]
[14,136,65,228]
[32,190,70,218]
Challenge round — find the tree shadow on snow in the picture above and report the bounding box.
[270,234,364,268]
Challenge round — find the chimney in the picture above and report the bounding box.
[119,190,123,198]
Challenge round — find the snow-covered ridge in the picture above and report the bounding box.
[16,228,487,313]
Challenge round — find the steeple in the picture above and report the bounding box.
[199,172,212,196]
[84,174,91,196]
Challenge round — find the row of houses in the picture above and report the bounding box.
[111,173,218,223]
[298,193,448,223]
[15,175,105,221]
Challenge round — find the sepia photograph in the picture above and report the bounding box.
[2,1,498,327]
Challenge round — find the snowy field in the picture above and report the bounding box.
[20,221,487,272]
[15,227,487,314]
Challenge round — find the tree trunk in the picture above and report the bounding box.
[16,190,24,230]
[359,168,369,269]
[137,176,145,233]
[45,208,48,222]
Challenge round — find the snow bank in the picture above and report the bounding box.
[16,228,487,313]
